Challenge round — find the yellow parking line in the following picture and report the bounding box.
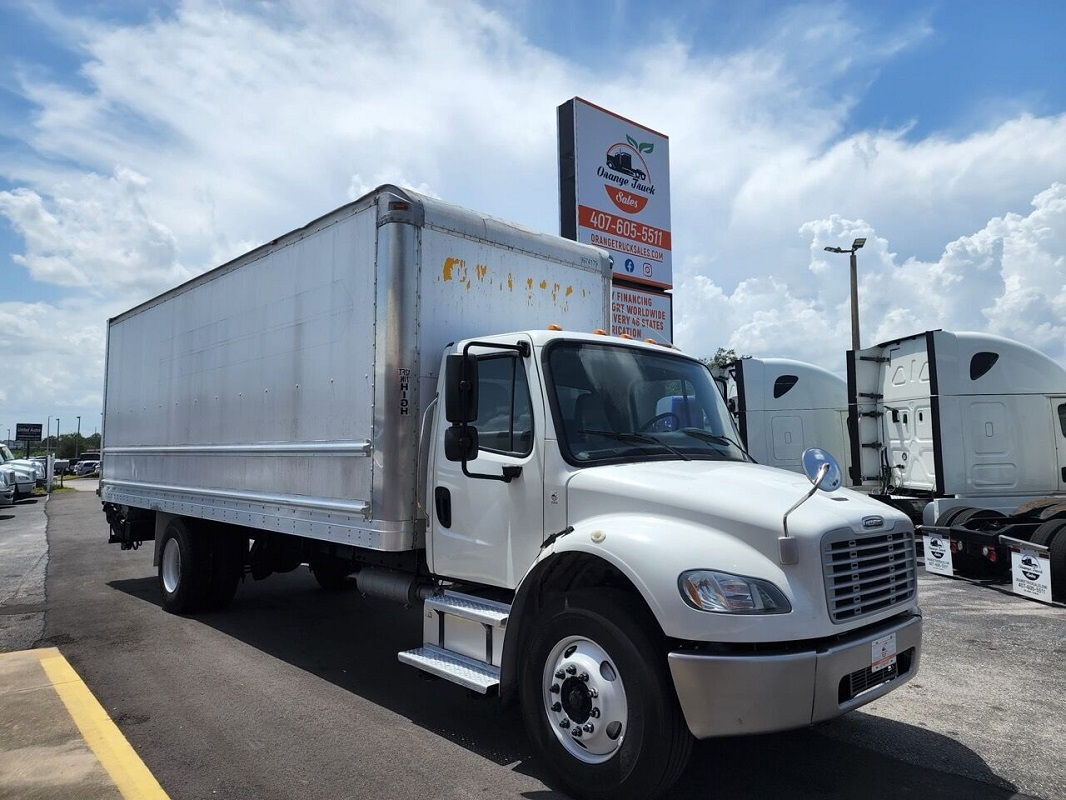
[35,647,169,799]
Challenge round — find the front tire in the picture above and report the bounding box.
[519,589,692,800]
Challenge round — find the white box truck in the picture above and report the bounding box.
[100,186,922,799]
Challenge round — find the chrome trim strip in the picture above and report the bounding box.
[103,441,371,457]
[100,479,369,515]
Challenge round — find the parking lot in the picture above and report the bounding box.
[1,489,1063,799]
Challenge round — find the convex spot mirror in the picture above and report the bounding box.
[444,425,479,462]
[801,448,842,492]
[445,353,479,424]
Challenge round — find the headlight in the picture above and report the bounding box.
[678,570,791,614]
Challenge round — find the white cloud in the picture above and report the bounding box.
[0,0,1063,430]
[675,183,1066,371]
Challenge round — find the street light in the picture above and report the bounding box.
[76,416,82,459]
[824,237,867,351]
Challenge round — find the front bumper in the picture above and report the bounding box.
[668,612,921,738]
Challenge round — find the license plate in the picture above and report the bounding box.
[871,633,897,672]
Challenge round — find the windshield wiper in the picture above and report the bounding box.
[581,430,691,461]
[678,428,755,462]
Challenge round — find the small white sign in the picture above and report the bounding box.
[871,632,897,673]
[1010,547,1052,602]
[923,534,954,576]
[611,285,672,342]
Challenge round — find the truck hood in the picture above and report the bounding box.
[566,459,909,553]
[563,459,917,643]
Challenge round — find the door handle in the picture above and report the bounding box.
[434,487,452,528]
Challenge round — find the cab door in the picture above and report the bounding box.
[430,338,545,589]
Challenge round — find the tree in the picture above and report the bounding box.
[700,348,749,369]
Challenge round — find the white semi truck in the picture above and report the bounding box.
[100,186,922,799]
[717,332,1066,599]
[711,357,851,476]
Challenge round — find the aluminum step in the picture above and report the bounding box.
[425,591,509,628]
[398,645,500,694]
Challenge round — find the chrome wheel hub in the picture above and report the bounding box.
[542,635,627,763]
[162,537,181,594]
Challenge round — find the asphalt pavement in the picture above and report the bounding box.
[2,489,1063,799]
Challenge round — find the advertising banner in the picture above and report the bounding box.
[611,285,673,342]
[559,98,672,289]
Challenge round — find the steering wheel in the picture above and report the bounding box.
[637,412,681,432]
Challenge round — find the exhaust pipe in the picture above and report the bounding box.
[355,567,434,605]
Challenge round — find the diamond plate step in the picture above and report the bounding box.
[426,591,509,628]
[398,645,500,694]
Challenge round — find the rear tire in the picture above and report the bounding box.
[519,589,692,800]
[1031,520,1066,600]
[159,518,212,614]
[205,525,245,610]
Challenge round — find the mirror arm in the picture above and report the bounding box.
[461,456,521,483]
[462,340,530,359]
[779,462,830,565]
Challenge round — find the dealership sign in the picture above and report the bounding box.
[611,285,672,342]
[558,98,672,289]
[15,423,42,442]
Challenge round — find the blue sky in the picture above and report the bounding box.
[1,0,1065,432]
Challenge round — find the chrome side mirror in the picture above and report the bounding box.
[780,449,843,565]
[801,448,841,492]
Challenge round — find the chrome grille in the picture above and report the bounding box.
[822,527,916,623]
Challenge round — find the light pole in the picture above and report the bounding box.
[76,416,81,459]
[56,418,60,456]
[824,237,867,351]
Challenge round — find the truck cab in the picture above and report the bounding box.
[405,328,921,796]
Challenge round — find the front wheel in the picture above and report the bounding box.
[519,590,692,800]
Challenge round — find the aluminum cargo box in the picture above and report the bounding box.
[101,185,612,551]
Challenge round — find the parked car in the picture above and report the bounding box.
[72,453,101,476]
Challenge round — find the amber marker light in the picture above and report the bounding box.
[592,329,607,335]
[547,323,563,331]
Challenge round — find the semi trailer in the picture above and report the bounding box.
[100,185,922,799]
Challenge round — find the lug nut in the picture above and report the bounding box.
[555,669,565,679]
[565,664,577,675]
[550,684,560,694]
[571,728,582,738]
[580,672,589,682]
[590,707,600,718]
[589,688,598,698]
[583,723,594,733]
[559,718,570,728]
[551,702,561,712]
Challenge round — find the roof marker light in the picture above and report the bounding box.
[547,323,563,331]
[592,329,607,335]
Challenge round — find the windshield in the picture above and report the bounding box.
[0,445,12,462]
[545,341,749,466]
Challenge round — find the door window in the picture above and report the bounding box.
[474,355,533,456]
[1058,403,1066,437]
